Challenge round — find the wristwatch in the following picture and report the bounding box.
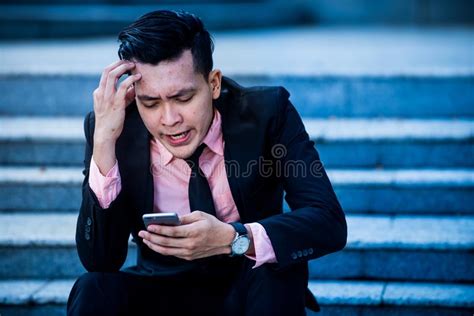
[229,222,251,256]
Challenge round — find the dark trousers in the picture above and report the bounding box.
[67,258,308,316]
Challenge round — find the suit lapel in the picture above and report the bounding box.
[215,79,260,223]
[116,104,154,218]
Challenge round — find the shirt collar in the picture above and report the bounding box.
[201,109,224,157]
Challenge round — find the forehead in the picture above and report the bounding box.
[133,50,204,95]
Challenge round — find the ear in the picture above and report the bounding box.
[208,69,222,100]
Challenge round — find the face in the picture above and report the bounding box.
[131,50,222,159]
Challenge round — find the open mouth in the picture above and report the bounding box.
[165,130,191,145]
[170,131,188,140]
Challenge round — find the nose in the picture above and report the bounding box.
[160,104,182,127]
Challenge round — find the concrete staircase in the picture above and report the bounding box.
[1,0,473,39]
[0,27,473,315]
[0,1,312,39]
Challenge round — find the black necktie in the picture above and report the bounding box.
[185,143,216,216]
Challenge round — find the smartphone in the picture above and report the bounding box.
[142,212,181,227]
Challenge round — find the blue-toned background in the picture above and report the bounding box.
[0,0,473,315]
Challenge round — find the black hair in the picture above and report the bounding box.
[118,10,214,77]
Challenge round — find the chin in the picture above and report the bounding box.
[167,145,195,160]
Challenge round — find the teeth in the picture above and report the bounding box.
[170,132,187,140]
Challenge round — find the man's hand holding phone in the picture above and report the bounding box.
[92,60,142,175]
[138,211,237,261]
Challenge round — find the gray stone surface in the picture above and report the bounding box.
[0,246,137,279]
[308,281,474,308]
[0,3,309,39]
[2,177,473,213]
[1,241,472,280]
[2,117,473,141]
[308,281,384,305]
[0,142,86,167]
[2,118,472,169]
[2,75,473,119]
[335,187,474,213]
[2,139,473,169]
[316,141,474,169]
[347,215,474,250]
[330,169,474,187]
[0,213,75,246]
[305,119,474,141]
[0,306,66,316]
[3,139,473,169]
[0,167,82,184]
[1,27,472,76]
[2,280,473,315]
[309,249,474,282]
[0,185,80,211]
[0,280,46,304]
[383,283,474,308]
[1,166,473,186]
[1,28,473,118]
[0,246,84,279]
[1,213,472,250]
[0,117,84,141]
[311,306,474,316]
[32,280,75,304]
[0,21,472,316]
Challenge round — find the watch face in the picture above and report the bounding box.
[233,236,250,255]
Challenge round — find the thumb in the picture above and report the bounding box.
[180,211,206,225]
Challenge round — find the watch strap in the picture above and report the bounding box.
[230,222,247,236]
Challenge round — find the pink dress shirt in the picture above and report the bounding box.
[89,110,277,268]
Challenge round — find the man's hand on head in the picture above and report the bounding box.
[92,60,142,175]
[138,211,236,261]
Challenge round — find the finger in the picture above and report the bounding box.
[139,230,180,245]
[143,235,225,260]
[141,230,190,248]
[117,73,141,102]
[104,62,136,99]
[142,238,172,255]
[99,60,127,91]
[142,238,189,257]
[124,84,136,106]
[104,62,135,97]
[146,224,191,238]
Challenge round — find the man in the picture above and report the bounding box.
[68,10,347,316]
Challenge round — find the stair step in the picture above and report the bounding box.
[2,214,471,249]
[1,279,472,315]
[0,167,472,213]
[2,74,472,118]
[1,117,473,168]
[2,28,472,76]
[3,117,473,141]
[308,281,474,315]
[310,215,474,282]
[0,213,472,281]
[309,281,474,308]
[1,27,473,117]
[331,169,474,214]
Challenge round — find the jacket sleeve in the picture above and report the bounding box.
[258,92,347,271]
[75,112,132,272]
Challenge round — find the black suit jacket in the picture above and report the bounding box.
[76,76,347,308]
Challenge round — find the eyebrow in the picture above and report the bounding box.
[137,88,197,101]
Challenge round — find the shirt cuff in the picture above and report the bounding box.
[245,222,278,269]
[88,157,121,209]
